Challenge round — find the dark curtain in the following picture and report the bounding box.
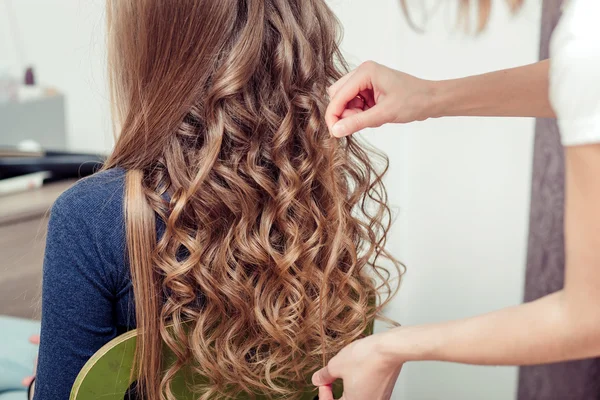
[517,0,600,398]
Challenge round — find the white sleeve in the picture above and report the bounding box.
[549,0,600,146]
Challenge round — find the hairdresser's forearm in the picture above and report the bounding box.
[380,290,600,366]
[430,60,555,119]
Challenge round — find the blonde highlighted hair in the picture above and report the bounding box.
[104,0,401,399]
[401,0,525,32]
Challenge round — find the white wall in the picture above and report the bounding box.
[1,0,111,153]
[2,0,541,398]
[329,0,540,399]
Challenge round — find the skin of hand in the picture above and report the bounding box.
[326,59,553,138]
[22,334,39,388]
[326,61,434,138]
[313,334,402,400]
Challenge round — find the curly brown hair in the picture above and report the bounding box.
[400,0,525,33]
[104,0,402,399]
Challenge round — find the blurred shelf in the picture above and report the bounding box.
[0,94,67,149]
[0,179,75,319]
[0,180,75,226]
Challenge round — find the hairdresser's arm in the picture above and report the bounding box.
[314,144,600,400]
[326,60,554,137]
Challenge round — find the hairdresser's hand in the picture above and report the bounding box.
[312,333,402,400]
[22,334,39,388]
[326,61,435,138]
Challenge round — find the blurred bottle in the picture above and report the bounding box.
[18,66,44,102]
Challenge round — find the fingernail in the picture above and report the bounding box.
[332,122,345,138]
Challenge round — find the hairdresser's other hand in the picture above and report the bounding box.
[326,61,435,138]
[312,333,402,400]
[22,334,39,388]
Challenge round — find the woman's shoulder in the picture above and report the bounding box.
[49,168,129,288]
[53,167,126,218]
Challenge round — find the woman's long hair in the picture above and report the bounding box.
[400,0,525,33]
[104,1,402,399]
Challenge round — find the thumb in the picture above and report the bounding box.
[312,365,338,387]
[22,376,34,387]
[318,385,335,400]
[331,107,388,138]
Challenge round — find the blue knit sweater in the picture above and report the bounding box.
[34,168,134,399]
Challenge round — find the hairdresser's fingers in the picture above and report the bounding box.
[331,106,388,138]
[22,376,34,387]
[312,365,338,387]
[328,69,357,98]
[325,63,376,133]
[318,385,335,400]
[347,96,366,111]
[29,335,40,345]
[340,108,361,119]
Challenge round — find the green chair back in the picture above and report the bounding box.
[70,320,374,399]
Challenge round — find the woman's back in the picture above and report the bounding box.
[35,169,134,399]
[35,1,400,399]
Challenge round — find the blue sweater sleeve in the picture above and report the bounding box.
[34,170,128,399]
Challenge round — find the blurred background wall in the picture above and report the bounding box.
[0,0,110,152]
[0,0,543,398]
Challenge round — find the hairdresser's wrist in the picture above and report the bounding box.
[377,325,438,365]
[428,79,463,119]
[428,76,492,120]
[410,78,441,123]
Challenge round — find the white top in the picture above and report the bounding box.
[549,0,600,146]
